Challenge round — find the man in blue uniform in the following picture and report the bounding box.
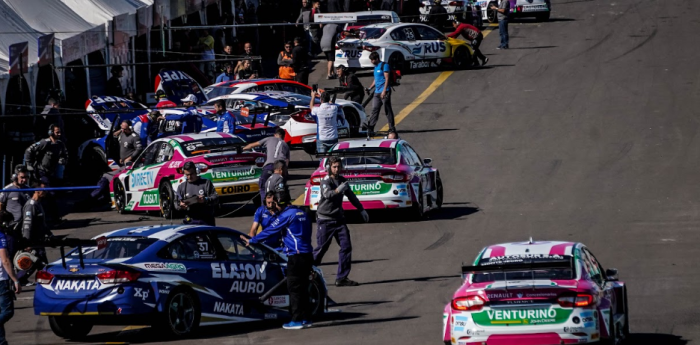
[242,189,313,330]
[213,100,236,134]
[247,192,282,250]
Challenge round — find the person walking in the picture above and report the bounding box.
[447,20,488,66]
[112,120,144,166]
[0,229,21,345]
[310,91,345,154]
[291,37,310,85]
[278,42,296,80]
[309,1,322,56]
[242,190,314,329]
[174,162,218,226]
[313,156,369,287]
[296,0,313,53]
[336,65,364,103]
[491,0,510,49]
[321,23,342,79]
[363,52,395,136]
[242,128,291,204]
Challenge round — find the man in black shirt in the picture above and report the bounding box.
[106,66,124,97]
[336,65,364,103]
[174,162,218,225]
[24,124,68,184]
[292,37,310,85]
[428,0,448,30]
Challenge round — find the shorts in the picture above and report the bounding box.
[324,51,335,62]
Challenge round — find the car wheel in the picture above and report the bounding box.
[453,47,472,70]
[601,308,616,345]
[622,287,630,338]
[388,52,405,75]
[412,184,425,219]
[156,288,201,337]
[159,182,176,220]
[82,144,108,184]
[435,175,444,209]
[48,316,93,340]
[114,180,128,214]
[487,1,498,23]
[343,106,361,137]
[309,276,327,316]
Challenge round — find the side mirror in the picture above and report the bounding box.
[124,161,134,170]
[605,268,618,281]
[423,158,433,166]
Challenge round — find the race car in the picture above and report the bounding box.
[480,0,551,23]
[110,133,265,218]
[155,69,208,105]
[206,91,361,153]
[442,240,629,345]
[302,138,443,217]
[334,23,474,71]
[203,80,368,136]
[419,0,464,25]
[33,225,329,339]
[343,11,400,32]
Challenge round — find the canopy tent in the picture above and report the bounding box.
[60,0,152,26]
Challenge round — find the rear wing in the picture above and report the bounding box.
[461,257,575,275]
[316,148,395,159]
[40,237,100,269]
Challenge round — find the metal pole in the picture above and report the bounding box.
[84,55,92,100]
[160,5,166,57]
[131,37,137,93]
[53,56,261,69]
[2,155,6,187]
[147,28,152,86]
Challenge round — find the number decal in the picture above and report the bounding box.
[198,242,209,252]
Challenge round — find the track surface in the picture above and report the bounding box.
[7,0,698,343]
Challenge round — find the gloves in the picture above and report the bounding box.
[337,182,349,194]
[360,210,369,223]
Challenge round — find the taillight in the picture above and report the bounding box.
[290,109,316,124]
[255,157,265,167]
[381,173,408,183]
[36,270,54,285]
[449,1,464,5]
[362,45,380,52]
[195,163,209,173]
[310,176,323,185]
[452,295,485,311]
[557,293,595,308]
[516,5,523,12]
[96,270,141,284]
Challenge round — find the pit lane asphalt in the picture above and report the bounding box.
[7,0,698,343]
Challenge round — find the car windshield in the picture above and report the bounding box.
[471,255,575,283]
[269,94,318,107]
[359,27,387,39]
[181,137,247,156]
[69,237,157,260]
[201,105,254,125]
[203,86,238,98]
[330,147,397,165]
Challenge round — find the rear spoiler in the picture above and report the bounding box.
[39,237,99,269]
[316,148,395,159]
[461,257,575,275]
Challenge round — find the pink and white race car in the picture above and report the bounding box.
[110,133,265,218]
[302,138,443,217]
[443,240,629,345]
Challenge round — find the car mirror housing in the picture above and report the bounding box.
[605,268,618,281]
[423,158,433,166]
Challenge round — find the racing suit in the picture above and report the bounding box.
[313,174,365,282]
[174,178,218,226]
[23,138,68,182]
[249,205,313,323]
[215,109,236,134]
[0,184,30,229]
[252,205,281,249]
[155,99,177,109]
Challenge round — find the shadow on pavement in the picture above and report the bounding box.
[345,205,479,223]
[507,46,558,49]
[475,64,516,69]
[397,128,459,134]
[360,274,460,286]
[313,315,419,328]
[626,334,688,345]
[318,258,388,266]
[330,300,393,307]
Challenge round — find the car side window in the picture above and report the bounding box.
[155,142,174,164]
[133,144,160,169]
[399,145,417,166]
[414,25,444,40]
[584,249,606,282]
[228,99,244,110]
[214,233,266,261]
[582,249,604,286]
[404,144,423,167]
[391,28,408,41]
[161,233,217,260]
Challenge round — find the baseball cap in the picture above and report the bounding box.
[181,94,198,103]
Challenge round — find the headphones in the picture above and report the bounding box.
[336,65,347,72]
[183,161,199,174]
[48,124,58,137]
[325,156,344,171]
[11,165,27,183]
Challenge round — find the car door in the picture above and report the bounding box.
[583,248,617,338]
[413,25,450,60]
[399,144,425,202]
[125,143,161,205]
[405,143,434,193]
[210,232,288,319]
[392,26,423,61]
[157,232,220,315]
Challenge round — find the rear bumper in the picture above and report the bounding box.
[306,184,413,210]
[34,284,157,317]
[334,50,374,69]
[214,180,260,200]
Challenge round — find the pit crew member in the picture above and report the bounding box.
[447,20,488,66]
[336,65,365,103]
[311,91,346,154]
[0,228,21,345]
[247,192,282,250]
[213,99,236,134]
[155,90,177,108]
[314,156,369,287]
[112,120,143,166]
[243,128,291,204]
[23,124,68,184]
[18,179,53,285]
[0,165,30,232]
[131,111,165,146]
[174,161,218,226]
[363,52,395,136]
[242,189,314,330]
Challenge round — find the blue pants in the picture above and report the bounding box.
[0,280,15,345]
[498,18,509,48]
[313,218,352,280]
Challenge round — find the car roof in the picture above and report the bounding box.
[362,22,408,29]
[479,241,578,260]
[354,10,397,16]
[93,225,244,243]
[211,79,306,88]
[333,138,401,150]
[211,93,268,101]
[153,132,243,143]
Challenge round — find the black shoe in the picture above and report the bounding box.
[503,45,509,49]
[335,278,359,287]
[482,57,489,66]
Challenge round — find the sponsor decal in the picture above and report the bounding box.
[423,42,447,53]
[486,292,558,299]
[564,326,584,333]
[350,181,392,195]
[481,254,565,266]
[453,315,468,332]
[130,170,156,189]
[311,186,320,195]
[264,313,278,319]
[211,263,267,294]
[343,49,362,59]
[211,166,258,182]
[409,60,439,69]
[168,161,182,169]
[264,295,289,307]
[54,280,102,292]
[472,308,573,326]
[218,183,258,195]
[135,262,187,273]
[134,287,150,300]
[139,190,160,206]
[96,236,107,250]
[213,302,244,315]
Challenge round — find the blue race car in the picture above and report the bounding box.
[34,225,328,339]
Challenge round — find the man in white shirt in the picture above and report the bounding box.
[310,91,346,154]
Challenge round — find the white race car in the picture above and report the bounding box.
[478,0,551,23]
[334,23,474,71]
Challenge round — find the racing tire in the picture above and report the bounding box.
[411,184,425,220]
[159,182,176,220]
[388,53,405,75]
[622,287,630,338]
[309,276,327,317]
[453,47,472,70]
[343,106,362,137]
[155,288,201,338]
[113,180,128,214]
[601,308,617,345]
[487,2,498,23]
[436,175,444,209]
[83,144,108,184]
[48,316,93,340]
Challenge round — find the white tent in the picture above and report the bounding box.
[60,0,152,26]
